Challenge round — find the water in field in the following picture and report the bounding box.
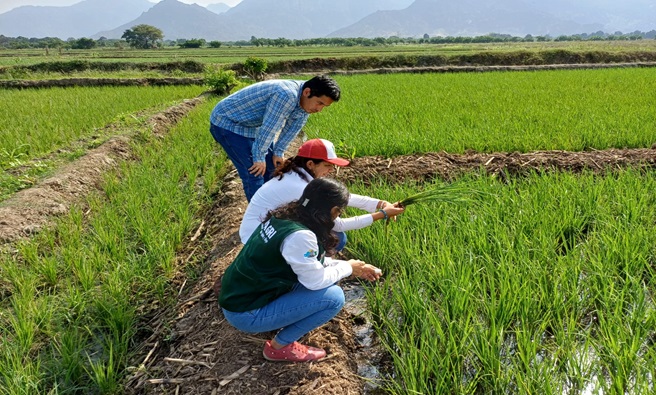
[343,281,386,394]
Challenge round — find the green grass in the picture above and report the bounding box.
[0,85,204,200]
[0,99,227,394]
[307,68,656,154]
[347,170,656,394]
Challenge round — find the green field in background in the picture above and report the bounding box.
[1,40,655,67]
[307,68,656,155]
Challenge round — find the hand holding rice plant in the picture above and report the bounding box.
[379,183,477,236]
[398,183,476,207]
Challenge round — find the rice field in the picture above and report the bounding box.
[307,68,656,155]
[0,85,204,160]
[347,170,656,394]
[303,69,656,393]
[2,39,656,67]
[0,100,226,394]
[1,63,655,394]
[0,85,204,200]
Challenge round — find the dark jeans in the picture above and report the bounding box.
[210,124,275,201]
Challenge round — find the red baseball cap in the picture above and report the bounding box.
[297,138,350,166]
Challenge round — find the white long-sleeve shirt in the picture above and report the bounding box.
[281,230,352,290]
[239,168,379,244]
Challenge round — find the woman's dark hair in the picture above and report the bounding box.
[265,178,349,253]
[302,75,341,102]
[274,155,324,181]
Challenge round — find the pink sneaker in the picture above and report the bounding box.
[263,340,326,362]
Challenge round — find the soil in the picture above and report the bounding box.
[275,61,656,78]
[0,78,204,90]
[337,147,656,185]
[2,94,656,394]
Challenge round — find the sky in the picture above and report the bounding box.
[0,0,243,14]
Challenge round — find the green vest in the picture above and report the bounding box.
[219,217,325,312]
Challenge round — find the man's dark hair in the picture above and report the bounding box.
[302,75,341,102]
[265,178,349,254]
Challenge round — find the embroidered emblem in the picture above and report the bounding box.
[304,249,318,258]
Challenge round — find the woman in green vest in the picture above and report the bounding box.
[219,177,394,362]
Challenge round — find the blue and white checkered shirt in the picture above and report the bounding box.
[209,79,310,163]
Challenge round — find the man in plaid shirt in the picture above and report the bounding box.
[209,75,341,201]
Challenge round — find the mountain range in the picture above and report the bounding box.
[330,0,599,38]
[0,0,654,41]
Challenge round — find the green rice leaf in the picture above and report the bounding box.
[399,184,476,207]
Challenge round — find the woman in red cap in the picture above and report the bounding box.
[239,138,404,249]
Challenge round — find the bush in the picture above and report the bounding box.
[179,39,206,49]
[204,65,238,95]
[243,56,268,81]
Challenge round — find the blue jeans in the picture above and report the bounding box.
[210,124,275,202]
[222,283,345,346]
[335,231,347,252]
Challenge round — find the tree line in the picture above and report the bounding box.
[1,25,655,50]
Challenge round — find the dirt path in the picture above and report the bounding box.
[0,78,204,89]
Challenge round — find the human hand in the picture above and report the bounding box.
[248,162,267,177]
[374,205,404,222]
[273,155,285,168]
[349,259,383,282]
[378,200,395,210]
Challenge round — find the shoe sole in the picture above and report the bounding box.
[262,350,325,362]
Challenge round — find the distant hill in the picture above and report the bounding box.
[206,2,231,15]
[93,0,231,41]
[525,0,656,33]
[0,0,152,38]
[218,0,414,40]
[95,0,414,41]
[328,0,600,38]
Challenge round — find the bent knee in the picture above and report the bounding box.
[324,285,345,310]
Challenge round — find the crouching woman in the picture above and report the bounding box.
[219,178,392,362]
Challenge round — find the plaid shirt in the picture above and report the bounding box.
[209,79,310,163]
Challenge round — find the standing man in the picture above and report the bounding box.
[209,75,341,201]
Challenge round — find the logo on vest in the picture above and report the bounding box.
[259,219,277,243]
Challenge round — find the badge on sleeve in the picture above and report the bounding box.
[304,249,318,258]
